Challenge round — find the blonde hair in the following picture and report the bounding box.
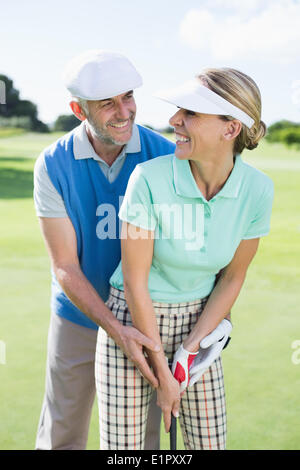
[197,68,266,155]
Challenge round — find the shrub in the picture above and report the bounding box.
[265,120,300,146]
[280,128,300,146]
[0,116,32,129]
[54,114,80,132]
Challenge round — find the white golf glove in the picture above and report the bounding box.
[171,345,198,393]
[188,319,232,387]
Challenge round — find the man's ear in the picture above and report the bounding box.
[223,120,242,142]
[69,101,87,121]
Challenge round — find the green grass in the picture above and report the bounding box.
[0,128,27,138]
[0,133,299,450]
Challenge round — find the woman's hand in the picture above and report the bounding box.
[171,345,198,392]
[157,370,181,432]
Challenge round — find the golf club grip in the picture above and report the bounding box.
[170,414,177,450]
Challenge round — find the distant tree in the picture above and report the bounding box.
[142,124,155,130]
[266,119,300,142]
[281,128,300,146]
[0,74,49,132]
[161,126,174,134]
[267,120,300,133]
[265,119,300,144]
[0,75,20,117]
[54,114,80,132]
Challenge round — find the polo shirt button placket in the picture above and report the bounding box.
[204,204,212,231]
[204,204,211,219]
[199,203,209,253]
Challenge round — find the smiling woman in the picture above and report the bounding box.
[164,68,267,201]
[95,66,274,450]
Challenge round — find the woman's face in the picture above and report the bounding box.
[169,108,229,161]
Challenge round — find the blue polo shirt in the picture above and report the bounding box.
[110,154,274,303]
[42,125,175,329]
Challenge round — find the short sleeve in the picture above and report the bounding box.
[119,165,157,231]
[243,179,274,239]
[33,153,68,217]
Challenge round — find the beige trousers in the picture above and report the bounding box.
[96,287,227,450]
[35,313,161,450]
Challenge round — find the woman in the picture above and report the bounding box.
[95,68,274,450]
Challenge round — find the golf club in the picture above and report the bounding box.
[168,358,177,450]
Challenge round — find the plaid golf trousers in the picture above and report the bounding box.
[95,287,227,450]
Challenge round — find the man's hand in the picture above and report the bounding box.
[171,345,198,393]
[188,319,232,387]
[116,325,160,389]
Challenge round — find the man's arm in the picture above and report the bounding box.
[38,216,160,388]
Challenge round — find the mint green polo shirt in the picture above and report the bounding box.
[110,154,274,303]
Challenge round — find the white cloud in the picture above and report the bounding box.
[179,1,300,63]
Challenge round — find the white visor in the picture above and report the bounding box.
[154,79,254,129]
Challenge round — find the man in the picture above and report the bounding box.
[34,50,176,450]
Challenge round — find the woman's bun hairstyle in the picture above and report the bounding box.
[245,120,267,150]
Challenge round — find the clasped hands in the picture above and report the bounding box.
[156,319,232,431]
[172,319,232,393]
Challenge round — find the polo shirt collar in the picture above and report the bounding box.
[172,154,243,201]
[73,121,141,161]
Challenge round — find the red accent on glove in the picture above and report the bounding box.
[173,354,197,384]
[174,363,185,383]
[188,354,196,369]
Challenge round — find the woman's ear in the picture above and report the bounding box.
[223,120,242,142]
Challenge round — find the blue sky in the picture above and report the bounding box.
[1,0,300,128]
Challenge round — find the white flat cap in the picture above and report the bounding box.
[63,49,143,100]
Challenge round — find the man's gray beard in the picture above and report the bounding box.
[87,115,133,146]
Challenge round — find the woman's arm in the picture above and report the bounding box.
[121,222,181,431]
[183,238,260,352]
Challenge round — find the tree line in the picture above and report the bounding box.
[265,120,300,146]
[0,74,79,133]
[0,75,49,132]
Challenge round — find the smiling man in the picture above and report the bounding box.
[33,50,175,450]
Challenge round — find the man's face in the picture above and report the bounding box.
[84,91,136,146]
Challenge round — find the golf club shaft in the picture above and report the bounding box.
[168,357,177,450]
[170,414,177,450]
